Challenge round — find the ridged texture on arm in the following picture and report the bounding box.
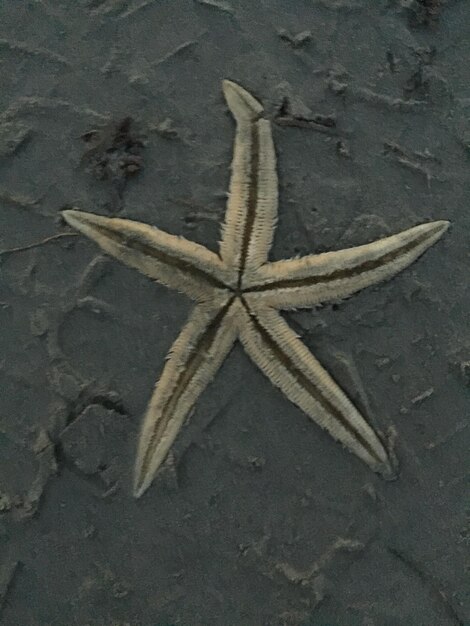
[239,301,394,477]
[219,81,278,276]
[133,296,239,497]
[245,221,449,309]
[63,209,233,301]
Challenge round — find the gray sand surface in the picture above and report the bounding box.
[0,1,468,624]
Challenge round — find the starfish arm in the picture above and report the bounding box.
[245,220,449,309]
[219,80,278,277]
[239,300,395,477]
[62,209,234,301]
[133,295,239,497]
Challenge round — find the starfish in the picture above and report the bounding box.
[62,81,449,498]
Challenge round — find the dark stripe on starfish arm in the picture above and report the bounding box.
[240,298,386,466]
[237,122,260,287]
[86,222,229,291]
[246,222,445,293]
[137,297,235,485]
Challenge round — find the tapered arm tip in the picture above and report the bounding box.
[419,219,450,247]
[222,79,264,122]
[430,219,450,233]
[62,208,107,235]
[133,476,149,499]
[62,208,85,228]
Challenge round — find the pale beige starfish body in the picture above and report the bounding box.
[63,81,449,498]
